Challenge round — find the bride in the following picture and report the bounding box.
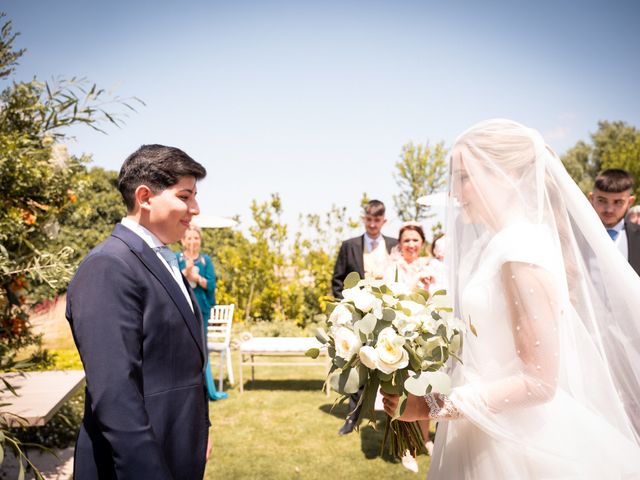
[382,119,640,478]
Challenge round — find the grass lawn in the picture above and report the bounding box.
[204,352,431,479]
[35,306,432,478]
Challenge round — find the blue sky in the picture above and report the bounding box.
[4,0,640,239]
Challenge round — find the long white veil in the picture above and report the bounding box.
[434,119,640,477]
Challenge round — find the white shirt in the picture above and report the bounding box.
[120,218,194,311]
[364,233,383,253]
[609,219,629,261]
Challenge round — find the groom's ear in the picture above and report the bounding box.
[628,195,636,210]
[135,184,154,212]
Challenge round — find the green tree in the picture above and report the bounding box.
[561,121,640,197]
[560,140,596,194]
[393,141,448,222]
[0,12,139,474]
[51,165,126,268]
[288,205,358,326]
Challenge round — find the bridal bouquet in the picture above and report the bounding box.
[306,272,463,459]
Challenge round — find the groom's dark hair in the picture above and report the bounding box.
[594,169,635,194]
[118,144,207,212]
[363,199,386,217]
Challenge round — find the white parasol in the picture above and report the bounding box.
[191,214,237,229]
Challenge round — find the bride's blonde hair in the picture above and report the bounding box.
[457,119,581,304]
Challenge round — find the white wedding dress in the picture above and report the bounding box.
[428,225,640,479]
[428,119,640,479]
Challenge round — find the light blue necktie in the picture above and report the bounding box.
[606,228,619,241]
[154,246,179,270]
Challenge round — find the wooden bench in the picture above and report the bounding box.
[239,337,329,394]
[0,370,85,427]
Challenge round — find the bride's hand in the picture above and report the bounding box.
[381,391,430,421]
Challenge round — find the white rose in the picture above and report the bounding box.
[419,314,438,334]
[430,292,452,309]
[443,315,466,337]
[371,297,383,319]
[400,300,426,316]
[341,287,359,302]
[353,289,377,313]
[388,282,410,296]
[392,311,420,338]
[382,294,398,307]
[375,327,409,374]
[329,304,353,326]
[358,345,379,370]
[334,327,362,360]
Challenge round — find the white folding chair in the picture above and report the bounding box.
[207,304,235,391]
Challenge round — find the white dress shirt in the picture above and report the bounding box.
[120,218,194,311]
[609,219,629,261]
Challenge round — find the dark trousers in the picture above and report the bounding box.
[348,387,364,421]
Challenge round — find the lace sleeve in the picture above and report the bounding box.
[431,261,561,419]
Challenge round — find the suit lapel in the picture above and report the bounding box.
[383,235,395,253]
[184,276,208,358]
[626,221,640,275]
[354,235,365,277]
[112,224,205,362]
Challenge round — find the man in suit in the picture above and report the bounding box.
[589,168,640,275]
[331,199,398,435]
[66,145,210,479]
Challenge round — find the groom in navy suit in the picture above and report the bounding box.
[66,145,210,479]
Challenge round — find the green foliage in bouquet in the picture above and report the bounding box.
[307,271,463,459]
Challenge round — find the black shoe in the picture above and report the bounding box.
[338,419,355,436]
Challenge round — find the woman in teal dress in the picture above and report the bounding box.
[177,224,228,400]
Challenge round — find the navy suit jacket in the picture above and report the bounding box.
[626,220,640,276]
[66,224,209,479]
[331,234,398,299]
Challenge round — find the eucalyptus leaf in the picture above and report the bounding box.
[329,365,365,394]
[359,375,381,422]
[382,308,396,322]
[424,336,446,356]
[380,379,403,395]
[305,348,320,359]
[332,355,345,368]
[404,371,452,396]
[431,345,449,363]
[409,292,427,305]
[416,288,430,301]
[373,320,392,337]
[404,345,422,371]
[450,332,462,354]
[395,392,409,420]
[432,289,447,296]
[344,271,361,289]
[469,316,478,337]
[355,313,377,335]
[315,328,329,344]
